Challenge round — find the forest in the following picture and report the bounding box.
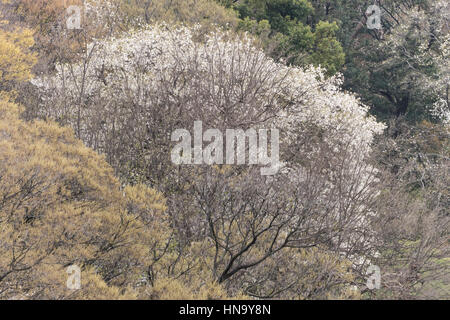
[0,0,448,300]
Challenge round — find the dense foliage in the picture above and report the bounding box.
[0,0,448,300]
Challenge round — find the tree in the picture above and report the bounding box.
[31,25,387,297]
[0,98,171,299]
[5,0,447,299]
[342,0,449,122]
[232,0,345,75]
[370,121,449,299]
[0,26,37,98]
[308,21,345,75]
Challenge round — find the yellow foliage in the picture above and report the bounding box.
[148,278,231,300]
[0,99,170,299]
[0,99,250,300]
[0,27,37,98]
[0,98,249,300]
[240,247,361,300]
[116,0,238,30]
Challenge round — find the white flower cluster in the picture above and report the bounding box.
[431,98,450,128]
[277,66,385,152]
[32,25,386,260]
[33,24,385,150]
[380,0,449,122]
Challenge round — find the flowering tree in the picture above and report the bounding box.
[344,0,449,122]
[2,0,447,301]
[29,24,390,297]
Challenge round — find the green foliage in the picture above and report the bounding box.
[308,21,345,75]
[340,0,448,122]
[232,0,345,75]
[236,0,313,31]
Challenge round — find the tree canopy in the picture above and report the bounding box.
[0,0,448,300]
